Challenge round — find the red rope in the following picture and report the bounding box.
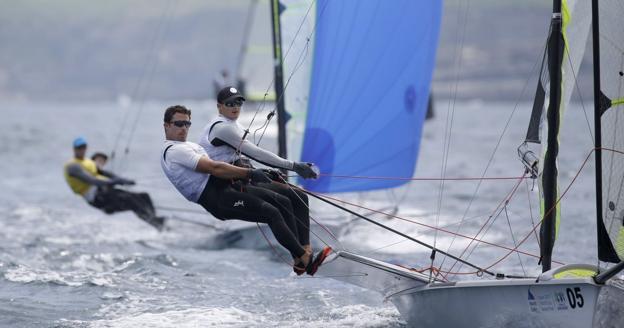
[256,147,621,277]
[314,192,546,261]
[277,181,340,244]
[482,147,599,271]
[442,173,528,278]
[318,173,526,181]
[256,222,297,268]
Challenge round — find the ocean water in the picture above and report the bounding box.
[1,99,622,327]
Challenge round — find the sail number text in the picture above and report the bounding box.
[566,287,584,309]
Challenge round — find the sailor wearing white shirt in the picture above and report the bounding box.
[161,105,322,275]
[199,87,322,274]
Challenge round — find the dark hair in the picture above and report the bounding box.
[164,105,192,123]
[91,152,108,161]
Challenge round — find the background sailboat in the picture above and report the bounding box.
[219,0,442,247]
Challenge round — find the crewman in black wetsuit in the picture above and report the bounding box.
[161,105,330,275]
[64,137,165,231]
[198,87,326,274]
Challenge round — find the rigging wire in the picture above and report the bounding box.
[317,173,526,181]
[433,0,471,275]
[311,187,551,262]
[524,177,541,248]
[503,202,528,276]
[249,0,333,149]
[299,187,498,276]
[244,177,344,271]
[118,1,179,174]
[442,173,528,279]
[481,147,602,271]
[437,20,550,275]
[242,0,322,147]
[563,32,594,143]
[446,24,601,275]
[110,0,177,173]
[359,210,513,256]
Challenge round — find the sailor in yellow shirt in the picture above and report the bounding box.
[64,137,165,231]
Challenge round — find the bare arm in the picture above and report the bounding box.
[194,155,250,179]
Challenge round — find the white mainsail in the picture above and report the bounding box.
[598,0,624,261]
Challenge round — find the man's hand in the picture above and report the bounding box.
[263,169,287,182]
[249,169,272,184]
[293,162,319,179]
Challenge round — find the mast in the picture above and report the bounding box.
[592,0,605,264]
[270,0,288,160]
[540,0,564,273]
[591,0,621,265]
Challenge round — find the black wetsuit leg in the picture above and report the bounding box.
[258,182,310,246]
[91,187,163,228]
[197,177,305,258]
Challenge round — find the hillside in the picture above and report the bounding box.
[0,0,591,102]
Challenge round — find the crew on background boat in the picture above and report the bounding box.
[199,86,326,274]
[63,137,165,231]
[161,105,329,275]
[90,151,109,169]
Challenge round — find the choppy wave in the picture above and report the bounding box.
[2,101,622,327]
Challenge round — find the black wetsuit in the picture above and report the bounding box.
[198,116,311,251]
[91,187,163,229]
[66,163,164,230]
[161,140,307,258]
[196,176,307,258]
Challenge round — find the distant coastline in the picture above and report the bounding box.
[0,1,590,102]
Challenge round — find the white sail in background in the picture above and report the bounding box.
[238,0,276,102]
[279,0,316,166]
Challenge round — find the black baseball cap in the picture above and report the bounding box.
[217,86,245,104]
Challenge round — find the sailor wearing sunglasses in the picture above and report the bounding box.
[161,105,326,275]
[197,87,329,275]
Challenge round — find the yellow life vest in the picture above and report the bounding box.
[63,158,106,196]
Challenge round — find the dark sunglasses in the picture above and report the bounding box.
[170,120,192,128]
[224,99,244,108]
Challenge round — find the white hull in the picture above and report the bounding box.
[392,278,600,328]
[318,251,623,328]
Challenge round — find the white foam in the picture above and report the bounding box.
[86,307,256,328]
[4,264,116,287]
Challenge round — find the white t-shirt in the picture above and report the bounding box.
[160,140,210,202]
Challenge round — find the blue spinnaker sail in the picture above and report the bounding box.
[299,0,442,192]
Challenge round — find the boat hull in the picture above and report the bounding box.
[390,278,602,328]
[318,252,624,327]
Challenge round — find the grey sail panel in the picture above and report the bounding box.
[526,49,548,144]
[598,0,624,262]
